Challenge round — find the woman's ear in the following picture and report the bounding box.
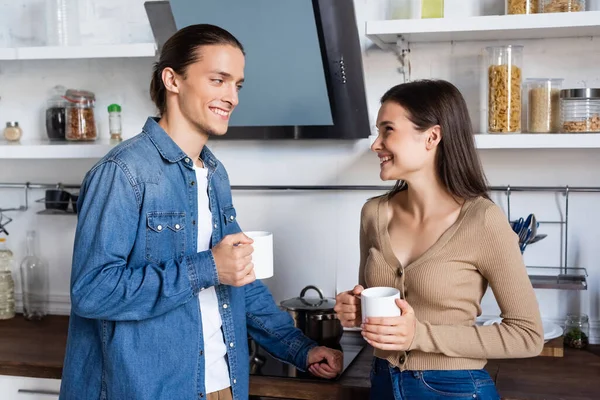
[425,125,442,150]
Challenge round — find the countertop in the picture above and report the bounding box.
[1,315,599,399]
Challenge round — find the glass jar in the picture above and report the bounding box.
[564,314,589,349]
[422,0,444,18]
[45,0,81,46]
[525,78,563,133]
[541,0,585,12]
[45,85,67,141]
[3,122,22,142]
[65,89,97,141]
[0,238,15,320]
[486,45,523,133]
[506,0,539,14]
[560,88,600,133]
[19,231,48,321]
[108,103,122,143]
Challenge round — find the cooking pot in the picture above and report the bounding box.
[280,285,343,348]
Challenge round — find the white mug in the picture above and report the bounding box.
[245,231,273,280]
[361,287,401,323]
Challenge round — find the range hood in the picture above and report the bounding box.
[144,0,370,140]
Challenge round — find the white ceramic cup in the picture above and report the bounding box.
[245,231,273,279]
[361,287,401,323]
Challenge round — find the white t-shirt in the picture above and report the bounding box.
[194,164,230,393]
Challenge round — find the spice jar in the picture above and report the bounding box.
[560,88,600,133]
[541,0,585,12]
[525,78,562,133]
[506,0,539,14]
[65,89,97,141]
[45,85,67,141]
[108,103,122,143]
[486,45,523,133]
[564,314,589,349]
[3,122,22,142]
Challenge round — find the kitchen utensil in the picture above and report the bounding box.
[280,285,342,347]
[45,189,70,211]
[528,233,548,244]
[361,287,401,323]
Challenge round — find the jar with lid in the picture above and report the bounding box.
[506,0,539,14]
[65,89,97,141]
[3,122,22,142]
[560,88,600,133]
[486,45,523,133]
[541,0,585,12]
[108,103,122,143]
[45,85,68,141]
[564,313,589,349]
[525,78,562,133]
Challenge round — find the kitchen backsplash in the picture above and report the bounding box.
[0,0,599,342]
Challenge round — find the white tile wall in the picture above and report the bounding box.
[0,0,599,342]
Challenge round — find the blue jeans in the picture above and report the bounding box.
[370,357,501,400]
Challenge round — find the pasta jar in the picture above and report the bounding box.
[541,0,585,12]
[560,88,600,133]
[65,89,97,141]
[486,45,523,133]
[506,0,539,14]
[525,78,563,133]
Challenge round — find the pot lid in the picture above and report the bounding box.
[280,285,336,311]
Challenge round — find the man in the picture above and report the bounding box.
[59,24,342,400]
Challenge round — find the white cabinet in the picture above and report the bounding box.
[0,375,61,400]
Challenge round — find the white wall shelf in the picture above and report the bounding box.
[0,139,117,159]
[475,133,600,149]
[1,134,599,159]
[366,11,600,47]
[0,43,156,61]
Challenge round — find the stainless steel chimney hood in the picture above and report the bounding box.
[144,1,370,140]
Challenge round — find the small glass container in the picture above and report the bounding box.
[421,0,444,18]
[65,89,97,141]
[0,238,15,320]
[506,0,539,14]
[19,231,48,321]
[3,122,22,142]
[486,45,524,133]
[541,0,585,12]
[560,88,600,133]
[564,313,589,349]
[45,85,68,141]
[525,78,563,133]
[108,103,122,143]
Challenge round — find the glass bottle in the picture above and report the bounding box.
[0,238,16,320]
[45,0,81,46]
[108,103,123,143]
[20,231,48,320]
[564,314,589,349]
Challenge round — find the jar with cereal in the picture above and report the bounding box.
[506,0,539,14]
[560,88,600,133]
[65,89,97,141]
[486,45,523,134]
[541,0,585,12]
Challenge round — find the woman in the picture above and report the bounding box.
[334,80,543,399]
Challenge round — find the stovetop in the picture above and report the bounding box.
[248,339,365,381]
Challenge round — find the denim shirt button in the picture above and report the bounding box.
[213,223,217,228]
[233,379,237,384]
[175,224,180,230]
[199,393,204,398]
[199,350,203,356]
[185,157,190,163]
[229,342,234,348]
[223,304,228,309]
[157,225,163,231]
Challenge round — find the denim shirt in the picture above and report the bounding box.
[59,118,317,400]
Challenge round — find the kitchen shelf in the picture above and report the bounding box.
[366,11,600,47]
[0,139,117,159]
[527,267,588,290]
[474,133,600,149]
[0,43,156,61]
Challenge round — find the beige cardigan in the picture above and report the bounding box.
[359,195,544,371]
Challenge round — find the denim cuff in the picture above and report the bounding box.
[186,250,219,294]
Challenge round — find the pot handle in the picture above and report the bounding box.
[300,285,324,299]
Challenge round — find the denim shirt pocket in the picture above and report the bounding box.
[145,212,186,264]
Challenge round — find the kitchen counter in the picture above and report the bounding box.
[1,315,599,399]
